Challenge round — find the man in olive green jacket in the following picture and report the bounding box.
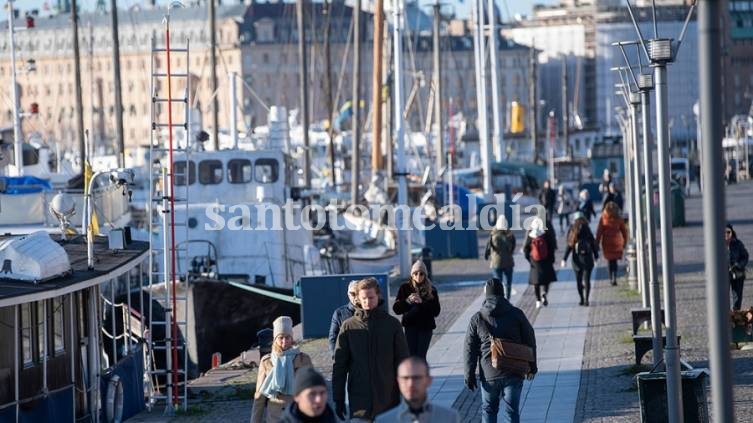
[333,277,410,422]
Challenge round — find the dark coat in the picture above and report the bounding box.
[602,191,624,211]
[328,303,356,356]
[392,284,441,330]
[562,224,597,272]
[279,402,338,423]
[595,215,628,261]
[332,306,410,420]
[524,233,557,286]
[729,237,749,280]
[464,296,537,382]
[578,199,596,222]
[539,188,556,214]
[485,229,516,270]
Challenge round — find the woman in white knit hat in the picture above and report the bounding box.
[523,216,558,308]
[392,259,441,359]
[251,316,312,423]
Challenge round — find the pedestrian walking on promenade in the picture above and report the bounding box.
[464,279,537,423]
[251,316,313,423]
[601,183,624,212]
[375,356,460,423]
[328,280,359,358]
[279,367,337,423]
[599,168,612,195]
[577,189,596,222]
[538,180,557,218]
[726,223,750,311]
[393,260,441,359]
[333,277,410,422]
[485,216,516,300]
[524,217,557,308]
[556,185,573,235]
[595,201,628,286]
[561,211,598,306]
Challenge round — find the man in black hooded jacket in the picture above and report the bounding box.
[464,279,537,423]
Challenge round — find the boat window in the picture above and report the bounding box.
[53,297,65,354]
[21,303,33,365]
[37,301,46,361]
[227,159,253,184]
[199,160,224,185]
[174,160,196,186]
[255,158,279,183]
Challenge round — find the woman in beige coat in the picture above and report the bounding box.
[251,316,312,423]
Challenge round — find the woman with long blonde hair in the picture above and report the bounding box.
[392,260,441,359]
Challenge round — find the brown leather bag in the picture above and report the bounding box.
[489,338,535,377]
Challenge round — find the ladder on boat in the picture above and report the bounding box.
[147,13,192,415]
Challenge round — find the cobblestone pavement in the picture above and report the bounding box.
[574,180,753,422]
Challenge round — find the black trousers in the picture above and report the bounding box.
[576,267,593,303]
[534,284,550,301]
[731,277,745,311]
[405,327,433,359]
[608,260,618,281]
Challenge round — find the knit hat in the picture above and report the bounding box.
[273,316,294,339]
[293,367,327,395]
[495,216,508,231]
[411,260,428,275]
[529,217,545,238]
[484,278,504,297]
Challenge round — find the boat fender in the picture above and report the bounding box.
[105,374,124,423]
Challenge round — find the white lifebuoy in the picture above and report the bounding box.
[105,374,124,423]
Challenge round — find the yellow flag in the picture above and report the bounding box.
[84,161,100,236]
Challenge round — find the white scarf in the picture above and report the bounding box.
[259,347,299,399]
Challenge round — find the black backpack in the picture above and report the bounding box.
[575,228,593,257]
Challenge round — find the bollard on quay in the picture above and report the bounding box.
[625,241,638,290]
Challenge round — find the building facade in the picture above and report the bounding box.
[0,2,529,154]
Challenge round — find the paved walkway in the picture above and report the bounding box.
[428,245,589,422]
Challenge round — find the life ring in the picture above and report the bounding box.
[105,374,124,423]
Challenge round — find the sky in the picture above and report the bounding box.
[14,0,562,22]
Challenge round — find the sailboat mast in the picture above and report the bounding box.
[209,0,219,150]
[110,0,125,167]
[393,0,411,278]
[562,58,569,160]
[7,2,23,176]
[488,0,502,162]
[351,0,361,204]
[323,0,336,188]
[296,0,311,188]
[529,43,538,162]
[432,0,442,178]
[72,0,86,170]
[371,0,384,173]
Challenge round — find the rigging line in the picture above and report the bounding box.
[332,13,355,113]
[404,29,424,134]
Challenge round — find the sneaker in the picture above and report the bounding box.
[536,301,542,309]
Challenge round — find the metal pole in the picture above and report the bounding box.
[548,111,555,183]
[433,0,443,176]
[323,0,336,188]
[641,83,663,368]
[655,62,683,423]
[476,0,491,199]
[562,58,568,160]
[8,1,23,176]
[621,94,637,291]
[110,0,125,167]
[72,0,86,171]
[394,0,411,278]
[630,95,648,306]
[488,0,502,162]
[209,0,219,150]
[351,0,361,205]
[296,0,311,188]
[229,72,238,149]
[372,0,385,173]
[699,0,734,420]
[88,288,100,422]
[529,44,538,162]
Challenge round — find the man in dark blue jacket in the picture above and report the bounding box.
[464,279,537,423]
[328,280,359,357]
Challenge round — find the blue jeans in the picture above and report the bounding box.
[481,375,524,423]
[492,268,514,300]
